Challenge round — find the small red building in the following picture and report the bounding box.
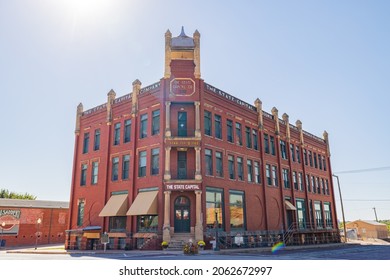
[0,199,69,248]
[67,27,340,250]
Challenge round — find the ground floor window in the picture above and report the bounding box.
[137,215,158,232]
[206,187,224,229]
[109,216,127,232]
[229,190,245,230]
[296,199,306,229]
[314,201,323,228]
[324,202,333,228]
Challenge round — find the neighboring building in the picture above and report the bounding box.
[0,199,69,247]
[346,220,388,239]
[67,27,340,250]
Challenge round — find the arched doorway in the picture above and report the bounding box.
[174,196,190,233]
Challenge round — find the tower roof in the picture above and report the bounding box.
[171,26,195,50]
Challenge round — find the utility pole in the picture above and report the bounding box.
[373,207,378,222]
[333,174,347,243]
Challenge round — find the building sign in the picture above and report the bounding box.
[166,139,201,147]
[204,83,256,111]
[170,78,195,96]
[0,209,21,235]
[165,184,200,191]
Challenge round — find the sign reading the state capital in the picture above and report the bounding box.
[165,184,200,191]
[170,78,195,96]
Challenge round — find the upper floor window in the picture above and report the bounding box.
[245,127,252,149]
[252,129,258,150]
[124,119,131,143]
[114,123,121,145]
[237,157,244,180]
[122,155,130,180]
[254,161,261,184]
[151,148,159,175]
[293,171,298,190]
[303,149,308,165]
[91,161,98,185]
[94,129,100,151]
[264,134,270,154]
[318,154,323,170]
[216,151,223,177]
[112,157,119,181]
[298,172,304,191]
[152,109,160,135]
[280,140,288,160]
[266,164,271,185]
[83,132,89,154]
[140,114,148,139]
[270,136,276,155]
[80,163,87,186]
[290,144,295,162]
[313,152,318,168]
[214,114,222,139]
[235,123,242,146]
[308,151,313,167]
[205,149,213,176]
[296,146,301,163]
[204,111,212,136]
[283,168,290,188]
[247,159,253,182]
[228,155,235,179]
[227,119,233,143]
[271,165,278,186]
[138,151,147,177]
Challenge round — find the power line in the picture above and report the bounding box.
[334,166,390,174]
[342,199,390,202]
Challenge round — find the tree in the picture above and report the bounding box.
[0,188,36,200]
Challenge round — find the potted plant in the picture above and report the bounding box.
[161,241,168,249]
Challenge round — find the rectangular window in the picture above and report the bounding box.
[124,119,131,143]
[321,178,326,194]
[114,123,121,145]
[283,168,290,189]
[140,114,148,139]
[204,111,212,136]
[205,149,213,176]
[314,202,323,228]
[296,146,301,163]
[91,161,98,185]
[112,157,119,181]
[94,129,100,151]
[215,151,223,177]
[316,177,321,193]
[152,109,160,135]
[247,159,253,182]
[272,165,278,186]
[77,199,85,226]
[214,114,222,139]
[314,152,318,168]
[228,155,235,179]
[83,132,89,154]
[229,190,245,230]
[318,154,323,170]
[304,149,308,165]
[138,151,147,177]
[80,163,87,186]
[323,156,327,171]
[254,161,261,184]
[137,216,158,232]
[151,148,159,175]
[298,172,303,191]
[306,174,311,192]
[270,136,276,155]
[109,216,127,232]
[252,129,258,150]
[235,123,242,145]
[237,157,244,180]
[311,176,316,193]
[290,144,295,162]
[122,155,130,180]
[325,179,330,195]
[309,151,313,167]
[296,199,306,229]
[324,203,333,228]
[264,134,270,154]
[178,112,187,137]
[206,188,224,229]
[227,119,233,142]
[266,164,271,185]
[293,171,298,190]
[280,140,288,160]
[245,127,252,148]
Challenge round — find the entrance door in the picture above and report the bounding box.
[178,112,187,137]
[177,151,187,179]
[174,196,190,233]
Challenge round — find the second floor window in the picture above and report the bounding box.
[283,168,290,188]
[91,161,98,185]
[247,159,253,182]
[80,164,87,186]
[215,114,222,139]
[228,155,235,179]
[124,119,131,143]
[122,155,130,180]
[94,129,100,151]
[152,110,160,135]
[216,151,223,177]
[204,111,212,136]
[151,148,159,175]
[237,157,243,180]
[254,161,261,184]
[205,149,213,176]
[112,157,119,181]
[83,132,89,154]
[139,151,147,177]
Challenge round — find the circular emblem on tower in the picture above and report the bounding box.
[170,78,195,96]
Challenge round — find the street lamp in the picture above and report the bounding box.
[214,210,220,251]
[35,218,42,250]
[1,221,5,249]
[333,174,347,243]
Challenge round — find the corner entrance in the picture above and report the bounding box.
[174,196,190,233]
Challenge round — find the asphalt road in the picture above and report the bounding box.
[1,244,389,260]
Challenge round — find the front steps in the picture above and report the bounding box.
[166,233,195,251]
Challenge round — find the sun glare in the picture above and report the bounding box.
[70,0,111,18]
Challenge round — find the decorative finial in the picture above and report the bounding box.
[179,26,186,37]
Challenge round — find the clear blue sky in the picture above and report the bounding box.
[1,0,389,222]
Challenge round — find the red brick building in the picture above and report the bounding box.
[0,199,68,248]
[67,27,340,250]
